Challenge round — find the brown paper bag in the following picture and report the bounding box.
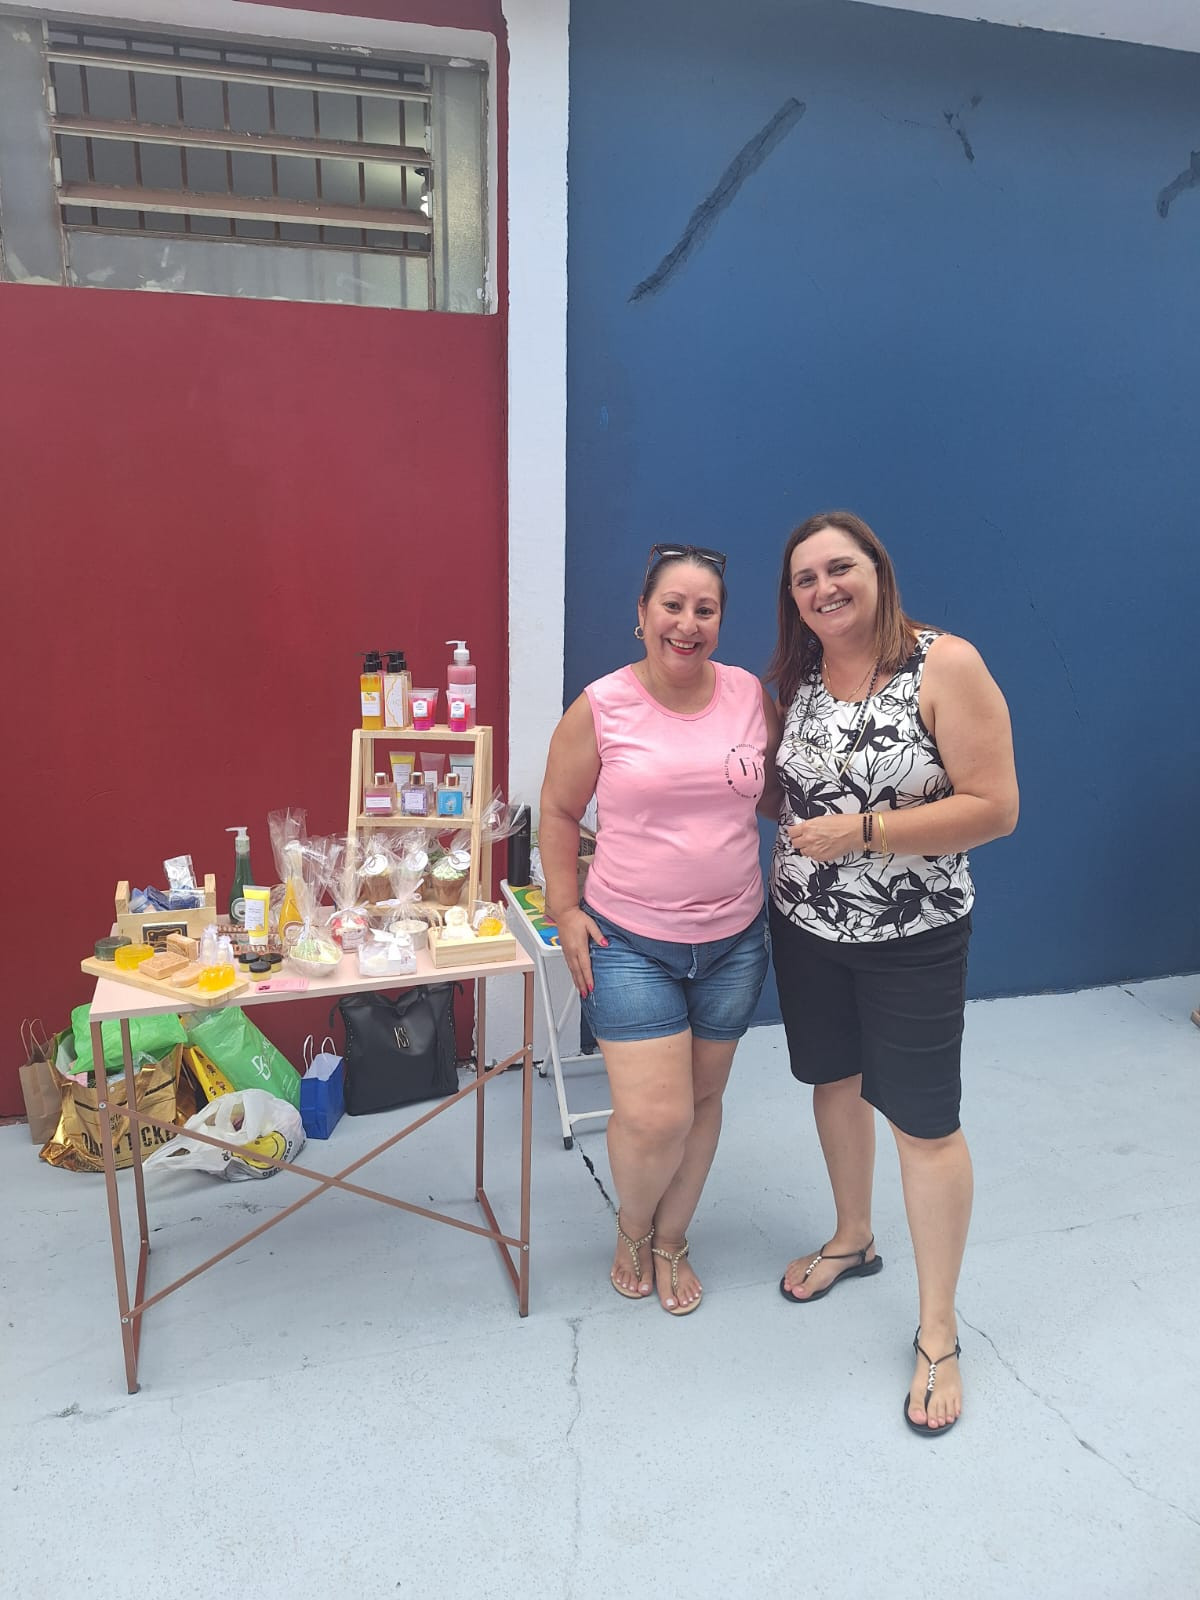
[19,1020,64,1145]
[39,1045,194,1173]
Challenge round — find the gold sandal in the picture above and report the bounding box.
[650,1238,702,1316]
[611,1215,653,1300]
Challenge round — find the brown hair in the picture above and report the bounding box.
[766,510,928,710]
[640,551,728,616]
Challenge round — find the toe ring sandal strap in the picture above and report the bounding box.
[802,1233,875,1284]
[913,1329,962,1398]
[650,1238,689,1295]
[616,1217,654,1277]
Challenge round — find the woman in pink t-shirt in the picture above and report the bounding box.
[540,545,780,1315]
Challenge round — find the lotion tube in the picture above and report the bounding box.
[243,885,271,948]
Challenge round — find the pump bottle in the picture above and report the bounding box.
[226,826,254,926]
[383,650,412,729]
[360,651,384,730]
[445,639,476,731]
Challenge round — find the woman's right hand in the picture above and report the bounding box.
[556,906,608,997]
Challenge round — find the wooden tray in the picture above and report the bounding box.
[427,928,518,968]
[81,956,248,1009]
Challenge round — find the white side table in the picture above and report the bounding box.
[501,881,612,1149]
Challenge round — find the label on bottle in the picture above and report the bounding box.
[448,695,468,731]
[231,896,247,926]
[383,675,409,728]
[450,681,477,709]
[364,793,393,813]
[360,687,381,716]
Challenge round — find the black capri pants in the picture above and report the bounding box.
[768,903,972,1140]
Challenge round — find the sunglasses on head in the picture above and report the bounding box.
[643,543,728,589]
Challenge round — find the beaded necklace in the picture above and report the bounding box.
[794,654,882,786]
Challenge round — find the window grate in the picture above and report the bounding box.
[46,22,435,261]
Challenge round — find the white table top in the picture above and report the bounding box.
[87,944,534,1023]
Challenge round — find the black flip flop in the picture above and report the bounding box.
[904,1327,962,1436]
[778,1236,883,1303]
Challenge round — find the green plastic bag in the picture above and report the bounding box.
[184,1008,300,1108]
[71,1004,188,1078]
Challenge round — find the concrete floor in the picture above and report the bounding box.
[2,976,1198,1600]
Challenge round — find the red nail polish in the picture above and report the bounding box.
[601,938,610,947]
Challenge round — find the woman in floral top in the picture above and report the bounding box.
[765,510,1018,1435]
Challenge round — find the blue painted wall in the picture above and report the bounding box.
[564,0,1200,999]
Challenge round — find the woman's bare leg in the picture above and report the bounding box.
[650,1037,738,1309]
[602,1030,696,1296]
[782,1075,878,1298]
[893,1124,973,1428]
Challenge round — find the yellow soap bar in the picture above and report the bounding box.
[114,943,155,970]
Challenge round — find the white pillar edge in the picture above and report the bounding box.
[502,0,569,814]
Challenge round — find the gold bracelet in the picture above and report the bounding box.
[876,812,889,854]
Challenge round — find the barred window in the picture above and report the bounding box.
[0,15,488,311]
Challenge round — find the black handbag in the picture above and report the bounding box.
[333,984,459,1116]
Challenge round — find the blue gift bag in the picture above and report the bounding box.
[300,1036,344,1140]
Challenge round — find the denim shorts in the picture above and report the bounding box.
[580,902,770,1044]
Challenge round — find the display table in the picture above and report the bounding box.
[86,945,534,1393]
[501,881,611,1149]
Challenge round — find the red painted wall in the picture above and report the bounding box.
[2,289,507,1115]
[1,0,509,1118]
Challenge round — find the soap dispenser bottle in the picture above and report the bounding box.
[445,639,476,731]
[360,651,384,730]
[383,650,411,729]
[226,826,254,926]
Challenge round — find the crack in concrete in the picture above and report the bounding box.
[971,1198,1197,1249]
[960,1314,1200,1530]
[578,1147,615,1212]
[563,1317,584,1599]
[630,98,806,301]
[169,1396,200,1478]
[1157,151,1200,218]
[1119,986,1193,1027]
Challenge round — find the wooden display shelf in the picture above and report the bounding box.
[356,724,481,744]
[347,724,493,913]
[356,812,475,829]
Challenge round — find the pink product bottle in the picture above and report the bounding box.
[363,772,395,815]
[445,640,477,731]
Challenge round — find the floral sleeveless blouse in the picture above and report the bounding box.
[769,630,974,942]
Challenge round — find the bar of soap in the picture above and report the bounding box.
[165,932,199,960]
[168,962,204,987]
[141,950,189,981]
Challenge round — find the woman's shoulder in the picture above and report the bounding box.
[920,631,990,687]
[584,664,636,702]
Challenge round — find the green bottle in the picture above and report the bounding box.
[226,826,254,926]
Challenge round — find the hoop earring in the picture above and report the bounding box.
[634,624,645,640]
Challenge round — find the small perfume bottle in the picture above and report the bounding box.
[363,771,395,815]
[401,772,430,816]
[436,772,465,817]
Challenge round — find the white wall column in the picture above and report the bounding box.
[503,0,570,808]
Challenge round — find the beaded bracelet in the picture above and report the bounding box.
[862,811,874,848]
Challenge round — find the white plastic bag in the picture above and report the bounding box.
[145,1089,305,1182]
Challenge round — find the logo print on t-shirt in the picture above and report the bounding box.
[724,743,765,799]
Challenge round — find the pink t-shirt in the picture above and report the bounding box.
[582,662,767,942]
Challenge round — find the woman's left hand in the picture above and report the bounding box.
[786,815,862,862]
